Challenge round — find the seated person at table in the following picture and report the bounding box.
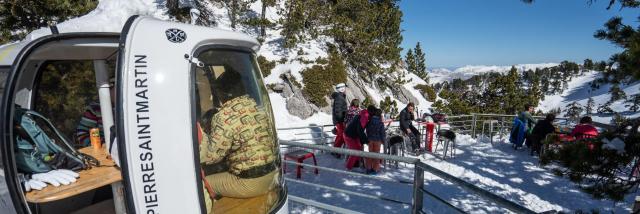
[571,116,599,139]
[529,114,556,156]
[75,78,116,147]
[198,71,277,212]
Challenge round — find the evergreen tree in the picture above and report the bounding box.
[564,101,584,123]
[586,97,596,115]
[527,72,543,107]
[213,0,257,30]
[594,15,640,81]
[583,58,594,70]
[260,0,277,38]
[0,0,97,42]
[609,84,627,102]
[625,94,640,112]
[413,42,428,83]
[379,96,399,118]
[404,49,417,74]
[166,0,214,26]
[432,100,451,114]
[598,101,615,114]
[331,0,403,79]
[280,0,328,48]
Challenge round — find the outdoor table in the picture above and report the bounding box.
[26,147,125,213]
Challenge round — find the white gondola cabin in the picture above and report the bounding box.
[0,16,287,214]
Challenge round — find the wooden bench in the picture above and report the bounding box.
[26,147,123,211]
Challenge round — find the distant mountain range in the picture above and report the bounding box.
[428,63,559,83]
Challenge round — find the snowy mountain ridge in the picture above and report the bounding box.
[429,63,559,83]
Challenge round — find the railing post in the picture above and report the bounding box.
[412,163,424,214]
[471,114,477,138]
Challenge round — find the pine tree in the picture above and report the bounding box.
[0,0,98,42]
[260,0,277,38]
[564,102,584,123]
[379,96,399,118]
[583,58,594,70]
[586,97,595,115]
[166,0,214,26]
[626,94,640,112]
[404,49,417,74]
[609,84,627,102]
[598,101,615,114]
[413,42,428,83]
[213,0,257,30]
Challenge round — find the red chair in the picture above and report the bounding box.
[283,150,318,179]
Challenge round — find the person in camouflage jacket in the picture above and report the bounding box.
[199,95,278,212]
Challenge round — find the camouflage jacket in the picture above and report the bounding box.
[200,95,277,178]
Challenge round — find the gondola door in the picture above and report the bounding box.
[116,16,205,214]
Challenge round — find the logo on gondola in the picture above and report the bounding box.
[165,28,186,43]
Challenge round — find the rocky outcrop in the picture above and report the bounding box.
[271,70,419,120]
[279,72,315,119]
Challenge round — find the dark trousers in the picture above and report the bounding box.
[529,134,542,155]
[403,125,421,151]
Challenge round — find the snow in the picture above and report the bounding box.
[429,63,559,83]
[403,73,433,114]
[280,127,636,213]
[538,70,640,123]
[25,0,167,41]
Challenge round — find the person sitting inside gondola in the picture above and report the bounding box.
[197,69,278,212]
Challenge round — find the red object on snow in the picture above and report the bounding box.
[425,123,435,152]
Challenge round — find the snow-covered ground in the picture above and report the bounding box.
[280,127,636,213]
[538,70,640,123]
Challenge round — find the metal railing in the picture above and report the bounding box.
[279,138,538,213]
[278,114,615,213]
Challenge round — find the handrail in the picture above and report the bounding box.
[279,139,539,214]
[277,124,334,131]
[280,140,419,164]
[414,162,536,214]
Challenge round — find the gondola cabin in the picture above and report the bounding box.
[0,16,287,214]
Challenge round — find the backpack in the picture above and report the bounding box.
[509,118,526,146]
[13,107,98,174]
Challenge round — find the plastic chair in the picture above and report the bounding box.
[283,150,318,179]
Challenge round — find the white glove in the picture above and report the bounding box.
[19,173,47,192]
[24,179,47,192]
[32,169,79,187]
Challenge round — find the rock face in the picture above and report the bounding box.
[393,84,419,104]
[272,71,423,120]
[279,72,315,119]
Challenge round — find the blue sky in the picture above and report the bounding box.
[400,0,639,68]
